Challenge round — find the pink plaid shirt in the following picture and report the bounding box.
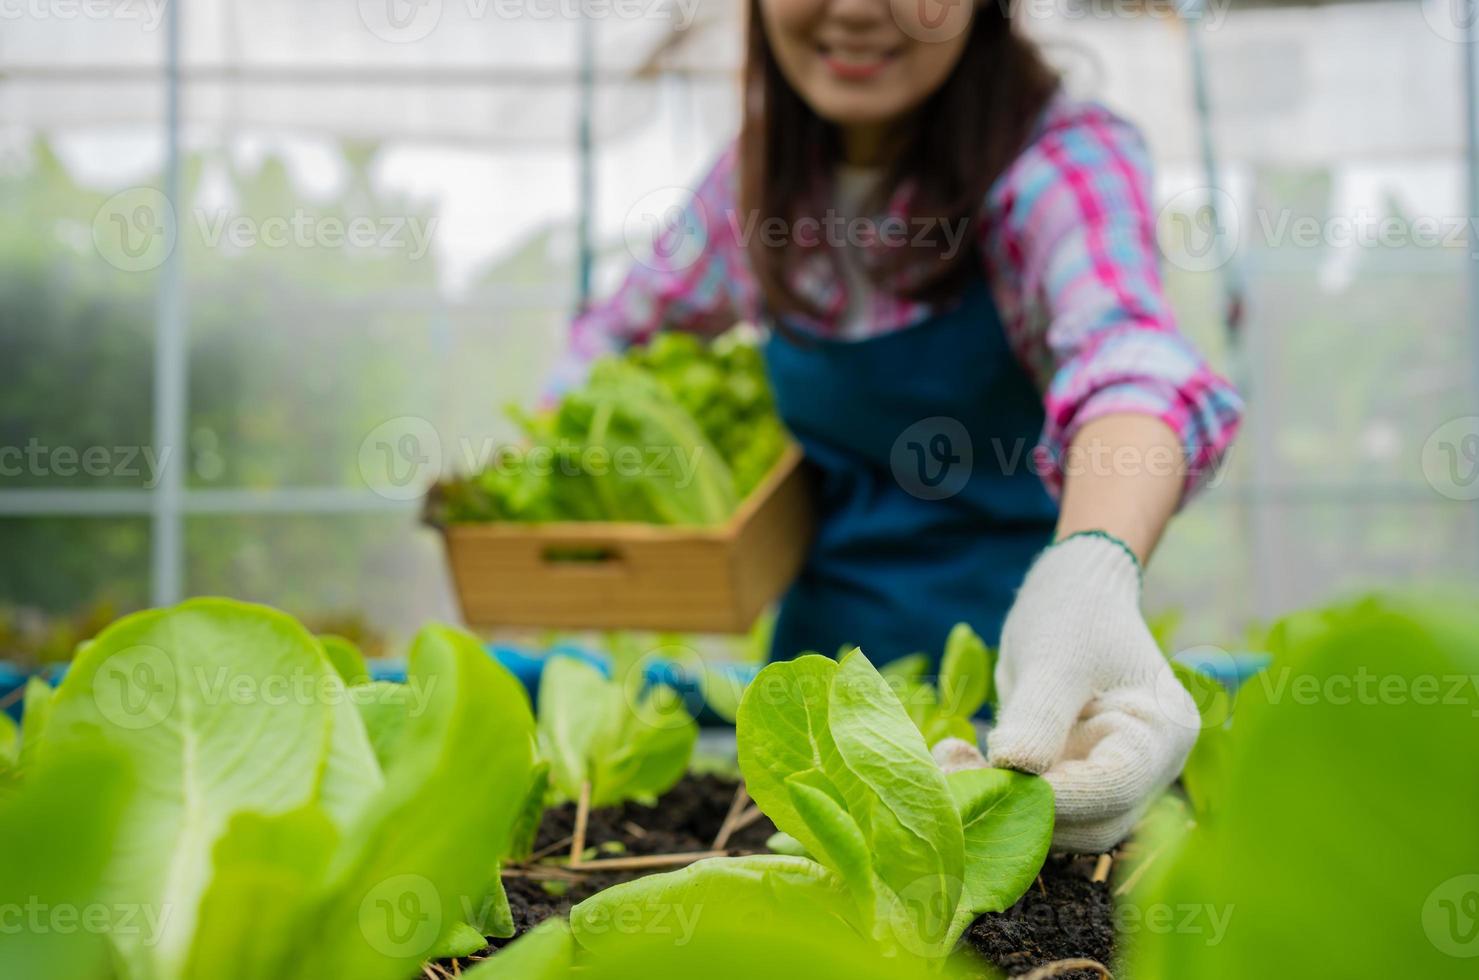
[562,97,1242,499]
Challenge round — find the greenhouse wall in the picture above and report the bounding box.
[2,0,1475,645]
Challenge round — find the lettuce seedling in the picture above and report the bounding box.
[0,710,15,770]
[537,656,698,809]
[737,649,1049,954]
[0,745,130,979]
[318,633,371,685]
[10,598,538,980]
[17,676,53,773]
[884,622,995,748]
[476,863,982,980]
[1129,595,1479,977]
[1168,661,1233,818]
[562,648,1051,964]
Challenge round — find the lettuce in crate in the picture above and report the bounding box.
[433,332,789,526]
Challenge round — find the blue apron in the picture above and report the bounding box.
[763,276,1058,668]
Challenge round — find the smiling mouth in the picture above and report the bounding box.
[816,44,901,81]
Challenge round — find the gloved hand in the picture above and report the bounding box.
[933,532,1198,853]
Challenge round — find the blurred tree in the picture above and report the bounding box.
[0,135,568,631]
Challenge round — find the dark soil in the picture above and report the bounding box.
[498,772,777,938]
[442,774,1117,976]
[535,771,777,859]
[962,853,1117,977]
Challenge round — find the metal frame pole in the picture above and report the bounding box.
[1465,0,1479,567]
[1179,0,1273,615]
[576,2,595,311]
[1182,0,1244,333]
[150,0,186,606]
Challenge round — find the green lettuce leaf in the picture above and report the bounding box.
[352,679,433,772]
[290,624,536,979]
[316,670,385,829]
[18,603,540,980]
[507,758,550,861]
[426,920,490,960]
[735,654,842,863]
[828,651,965,952]
[891,624,993,748]
[1170,662,1233,819]
[463,918,572,980]
[477,870,516,940]
[41,598,362,979]
[0,709,15,766]
[537,657,609,801]
[568,854,988,978]
[183,806,339,980]
[737,650,968,955]
[319,634,371,686]
[570,854,856,955]
[537,656,697,808]
[18,676,53,771]
[881,653,929,685]
[0,746,130,980]
[947,768,1053,919]
[1128,596,1479,977]
[939,622,992,717]
[588,683,697,808]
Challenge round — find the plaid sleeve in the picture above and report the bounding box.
[549,144,756,396]
[982,100,1243,501]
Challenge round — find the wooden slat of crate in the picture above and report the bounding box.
[442,446,812,633]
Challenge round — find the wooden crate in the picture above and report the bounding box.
[438,445,813,633]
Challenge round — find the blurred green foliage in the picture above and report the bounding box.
[433,333,787,525]
[0,137,563,625]
[1127,595,1479,977]
[3,143,1476,647]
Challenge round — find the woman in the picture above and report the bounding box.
[559,0,1242,850]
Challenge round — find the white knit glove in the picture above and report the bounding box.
[933,533,1198,853]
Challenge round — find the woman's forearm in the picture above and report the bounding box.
[1053,414,1185,565]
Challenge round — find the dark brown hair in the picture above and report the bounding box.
[738,0,1058,323]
